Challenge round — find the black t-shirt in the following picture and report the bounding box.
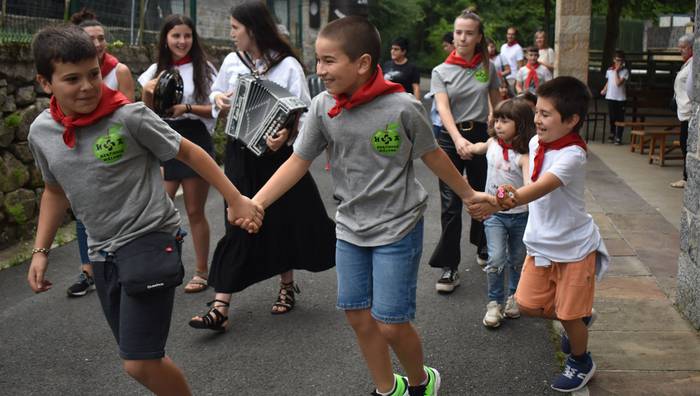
[382,60,420,94]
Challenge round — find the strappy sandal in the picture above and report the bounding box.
[184,271,209,293]
[271,282,300,315]
[188,299,229,332]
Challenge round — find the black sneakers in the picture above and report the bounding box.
[435,269,460,293]
[66,271,95,297]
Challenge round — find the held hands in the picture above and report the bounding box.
[495,184,518,209]
[227,195,265,234]
[455,136,473,160]
[27,254,52,293]
[266,128,289,152]
[465,191,501,221]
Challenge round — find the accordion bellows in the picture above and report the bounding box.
[225,74,308,156]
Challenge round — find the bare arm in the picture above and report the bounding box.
[468,139,490,155]
[115,64,135,101]
[614,70,626,87]
[498,172,562,209]
[253,153,313,209]
[520,153,531,186]
[168,103,214,119]
[421,147,476,202]
[412,83,421,101]
[600,82,608,96]
[435,92,472,160]
[489,88,502,110]
[27,183,71,293]
[515,80,524,94]
[175,139,263,229]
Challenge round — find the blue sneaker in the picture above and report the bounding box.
[371,374,408,396]
[551,353,596,392]
[560,309,597,354]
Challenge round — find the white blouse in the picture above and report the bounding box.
[209,52,311,126]
[138,62,217,132]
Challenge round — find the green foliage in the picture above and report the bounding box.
[592,0,695,22]
[4,112,21,128]
[108,40,125,50]
[0,32,33,44]
[6,203,27,224]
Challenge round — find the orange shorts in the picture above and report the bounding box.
[514,252,596,320]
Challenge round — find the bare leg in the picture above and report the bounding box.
[81,263,94,277]
[271,270,295,313]
[181,177,211,275]
[123,356,191,396]
[345,309,395,393]
[164,180,180,200]
[561,319,588,356]
[377,322,426,386]
[190,292,232,327]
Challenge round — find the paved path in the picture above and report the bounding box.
[0,157,558,395]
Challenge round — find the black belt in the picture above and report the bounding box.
[442,120,486,133]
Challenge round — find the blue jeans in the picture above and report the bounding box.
[335,218,424,324]
[76,220,90,265]
[484,212,528,304]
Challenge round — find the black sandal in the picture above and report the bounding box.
[271,282,300,315]
[188,299,229,332]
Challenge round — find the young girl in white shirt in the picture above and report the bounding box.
[601,50,629,144]
[467,99,534,328]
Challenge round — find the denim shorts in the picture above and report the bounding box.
[335,218,424,324]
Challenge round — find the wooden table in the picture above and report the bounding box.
[647,129,682,166]
[615,120,681,154]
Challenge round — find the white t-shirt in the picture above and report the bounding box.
[604,68,629,102]
[138,62,217,132]
[484,139,527,214]
[674,58,693,121]
[209,52,311,124]
[103,66,119,90]
[523,136,609,278]
[499,43,524,81]
[515,64,553,94]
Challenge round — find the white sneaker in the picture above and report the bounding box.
[482,301,503,328]
[670,180,686,188]
[504,295,520,318]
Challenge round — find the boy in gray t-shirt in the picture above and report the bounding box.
[26,25,261,395]
[250,17,494,396]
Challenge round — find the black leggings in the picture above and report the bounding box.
[607,99,626,141]
[681,120,689,180]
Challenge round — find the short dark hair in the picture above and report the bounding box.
[319,16,381,72]
[391,37,409,52]
[536,76,591,132]
[526,46,539,54]
[613,49,626,60]
[515,91,537,107]
[442,32,453,44]
[492,99,536,154]
[32,24,97,81]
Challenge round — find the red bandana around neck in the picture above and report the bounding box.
[327,65,404,118]
[49,84,131,149]
[445,51,483,69]
[524,62,540,90]
[531,132,587,182]
[100,53,119,78]
[497,138,514,161]
[172,55,192,66]
[507,40,519,47]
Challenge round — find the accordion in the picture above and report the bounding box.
[225,74,308,156]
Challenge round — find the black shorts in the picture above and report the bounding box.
[163,118,214,181]
[93,252,177,360]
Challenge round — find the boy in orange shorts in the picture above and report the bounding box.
[470,76,609,393]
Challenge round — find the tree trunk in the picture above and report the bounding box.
[601,0,625,73]
[543,0,551,39]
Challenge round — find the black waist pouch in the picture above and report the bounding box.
[115,231,185,296]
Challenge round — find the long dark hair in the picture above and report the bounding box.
[156,14,214,103]
[492,99,536,154]
[456,9,490,71]
[231,1,304,72]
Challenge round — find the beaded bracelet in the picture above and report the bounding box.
[32,247,50,256]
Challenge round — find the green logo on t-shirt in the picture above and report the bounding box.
[475,68,489,83]
[93,124,126,164]
[371,122,401,155]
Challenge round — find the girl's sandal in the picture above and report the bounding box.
[271,282,300,315]
[188,299,229,332]
[184,271,209,293]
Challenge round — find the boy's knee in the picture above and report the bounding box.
[376,322,405,342]
[123,360,149,382]
[345,309,375,333]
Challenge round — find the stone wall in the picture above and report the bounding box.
[554,0,592,82]
[0,43,230,250]
[676,1,700,330]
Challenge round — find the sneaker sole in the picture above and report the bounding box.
[433,368,441,396]
[482,318,502,328]
[435,281,459,293]
[504,311,521,319]
[550,361,596,393]
[67,284,95,297]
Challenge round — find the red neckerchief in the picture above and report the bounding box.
[100,53,119,78]
[172,55,192,66]
[497,138,513,161]
[445,51,482,69]
[507,40,519,47]
[524,62,540,90]
[327,65,404,118]
[49,84,131,149]
[531,132,587,182]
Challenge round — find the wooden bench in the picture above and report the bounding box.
[648,129,683,166]
[616,120,681,154]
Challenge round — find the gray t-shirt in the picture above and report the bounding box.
[430,61,500,123]
[293,92,438,246]
[28,103,182,261]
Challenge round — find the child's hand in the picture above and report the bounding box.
[227,195,264,233]
[266,128,289,152]
[465,192,500,220]
[496,184,518,209]
[600,89,606,96]
[27,254,52,293]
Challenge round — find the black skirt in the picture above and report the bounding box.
[163,118,214,181]
[208,138,336,293]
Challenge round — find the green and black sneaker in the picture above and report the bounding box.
[371,374,409,396]
[408,366,441,396]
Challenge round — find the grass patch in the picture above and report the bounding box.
[549,320,567,369]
